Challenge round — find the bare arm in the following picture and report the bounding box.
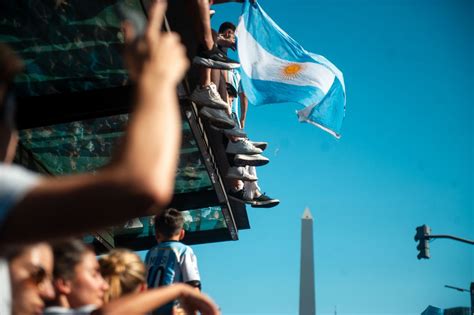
[211,0,245,4]
[239,91,248,129]
[0,2,189,244]
[96,284,219,315]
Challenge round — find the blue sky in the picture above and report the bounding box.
[160,0,473,314]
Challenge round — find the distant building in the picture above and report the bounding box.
[421,305,443,315]
[443,307,470,315]
[421,305,471,315]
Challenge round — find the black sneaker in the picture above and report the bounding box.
[193,46,240,70]
[228,189,254,204]
[251,193,280,208]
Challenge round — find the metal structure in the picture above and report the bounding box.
[414,225,474,259]
[2,0,251,252]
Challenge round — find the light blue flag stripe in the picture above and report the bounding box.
[296,77,346,136]
[243,1,315,64]
[236,0,346,138]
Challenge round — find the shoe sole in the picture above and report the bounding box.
[226,173,258,182]
[251,200,280,208]
[226,148,263,155]
[223,130,247,138]
[234,155,269,167]
[193,56,240,70]
[188,96,229,110]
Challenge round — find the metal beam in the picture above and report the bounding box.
[181,100,239,241]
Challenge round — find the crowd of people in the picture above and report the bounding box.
[0,0,280,314]
[5,209,217,315]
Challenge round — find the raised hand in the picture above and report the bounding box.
[123,0,189,85]
[179,285,220,315]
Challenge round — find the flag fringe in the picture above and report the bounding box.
[299,116,341,139]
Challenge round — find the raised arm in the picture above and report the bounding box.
[210,0,245,4]
[96,283,219,315]
[0,1,189,244]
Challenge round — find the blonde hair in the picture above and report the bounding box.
[99,249,146,303]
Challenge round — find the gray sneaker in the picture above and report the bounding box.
[223,126,247,138]
[226,166,258,181]
[193,47,240,70]
[226,139,262,155]
[189,83,229,109]
[210,124,247,138]
[199,107,235,129]
[234,153,270,167]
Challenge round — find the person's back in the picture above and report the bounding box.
[145,208,200,315]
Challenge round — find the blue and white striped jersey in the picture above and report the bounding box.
[145,241,200,288]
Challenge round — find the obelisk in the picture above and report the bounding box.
[299,207,315,315]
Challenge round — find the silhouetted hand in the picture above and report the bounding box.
[178,285,220,315]
[123,0,189,85]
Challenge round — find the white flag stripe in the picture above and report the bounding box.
[307,52,346,92]
[237,21,335,94]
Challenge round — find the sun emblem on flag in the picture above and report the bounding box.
[281,63,303,80]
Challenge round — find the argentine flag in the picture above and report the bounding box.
[236,1,346,138]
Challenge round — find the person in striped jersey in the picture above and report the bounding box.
[145,208,201,315]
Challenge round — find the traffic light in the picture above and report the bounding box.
[414,225,431,259]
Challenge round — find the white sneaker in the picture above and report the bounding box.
[226,139,262,155]
[226,166,258,181]
[189,83,229,109]
[234,153,270,167]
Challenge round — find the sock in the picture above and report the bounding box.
[231,182,243,192]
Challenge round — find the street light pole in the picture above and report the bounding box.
[445,285,469,293]
[444,283,474,315]
[428,234,474,245]
[470,282,474,315]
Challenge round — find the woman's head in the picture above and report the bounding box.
[6,243,55,315]
[51,239,108,309]
[99,249,146,303]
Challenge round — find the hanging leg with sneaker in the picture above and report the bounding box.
[197,67,236,129]
[186,0,239,130]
